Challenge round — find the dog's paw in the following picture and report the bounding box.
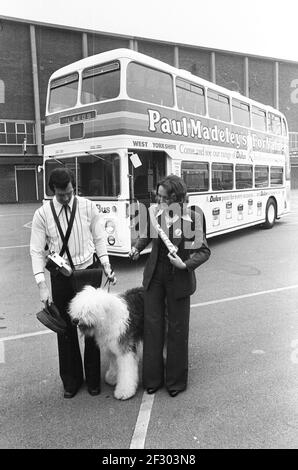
[114,385,137,400]
[105,370,117,386]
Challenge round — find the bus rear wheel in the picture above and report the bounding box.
[263,198,276,229]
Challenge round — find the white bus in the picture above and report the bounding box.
[44,48,290,256]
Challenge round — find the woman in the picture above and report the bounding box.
[129,175,211,397]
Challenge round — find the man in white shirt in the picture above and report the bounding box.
[30,167,116,398]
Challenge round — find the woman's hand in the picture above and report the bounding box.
[129,247,140,261]
[167,252,187,269]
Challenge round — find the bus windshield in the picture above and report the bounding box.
[45,153,120,198]
[48,73,79,113]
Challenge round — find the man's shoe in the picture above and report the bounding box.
[169,390,181,397]
[147,387,159,394]
[64,389,78,399]
[87,387,101,396]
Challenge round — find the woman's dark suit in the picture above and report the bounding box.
[135,205,211,393]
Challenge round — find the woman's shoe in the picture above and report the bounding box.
[147,387,159,394]
[88,387,101,396]
[169,390,181,397]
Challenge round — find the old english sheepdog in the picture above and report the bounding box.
[68,285,144,400]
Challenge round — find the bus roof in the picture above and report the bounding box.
[49,48,286,120]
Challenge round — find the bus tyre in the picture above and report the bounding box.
[263,199,276,229]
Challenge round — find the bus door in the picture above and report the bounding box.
[128,150,166,243]
[129,150,166,205]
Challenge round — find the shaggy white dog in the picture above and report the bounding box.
[68,285,144,400]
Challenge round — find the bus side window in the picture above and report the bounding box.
[207,90,230,122]
[252,106,267,132]
[176,78,206,116]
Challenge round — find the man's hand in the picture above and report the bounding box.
[103,263,117,285]
[129,247,140,261]
[167,252,187,270]
[38,281,52,305]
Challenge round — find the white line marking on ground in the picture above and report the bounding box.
[0,341,5,363]
[0,214,34,217]
[1,330,53,342]
[2,283,298,447]
[130,392,155,449]
[191,284,298,308]
[2,284,298,343]
[0,244,30,250]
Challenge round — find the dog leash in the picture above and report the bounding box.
[103,268,115,292]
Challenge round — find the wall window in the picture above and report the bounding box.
[181,162,209,192]
[232,99,250,127]
[255,165,269,188]
[270,166,283,186]
[235,164,253,189]
[176,78,205,115]
[212,163,233,190]
[127,62,174,107]
[81,61,120,104]
[252,106,267,132]
[48,73,79,113]
[207,90,230,122]
[0,122,6,144]
[0,121,36,145]
[268,113,282,135]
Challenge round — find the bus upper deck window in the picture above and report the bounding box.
[127,62,174,107]
[81,62,120,105]
[268,113,282,135]
[232,99,250,127]
[207,90,231,122]
[48,73,79,113]
[252,106,267,132]
[176,78,206,116]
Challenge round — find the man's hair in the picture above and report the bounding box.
[48,167,75,192]
[157,174,187,203]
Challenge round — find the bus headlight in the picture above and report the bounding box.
[107,235,115,245]
[105,220,115,234]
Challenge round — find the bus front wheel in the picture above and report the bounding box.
[263,198,276,229]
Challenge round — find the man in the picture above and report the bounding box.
[30,167,116,398]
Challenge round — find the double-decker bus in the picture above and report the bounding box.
[43,48,290,256]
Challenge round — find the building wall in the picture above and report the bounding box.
[138,40,175,66]
[36,26,83,116]
[0,165,16,202]
[179,47,210,80]
[87,34,129,56]
[249,58,275,106]
[216,53,245,94]
[279,62,298,133]
[0,20,35,120]
[1,17,298,202]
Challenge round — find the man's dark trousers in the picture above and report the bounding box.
[142,258,190,392]
[50,261,101,392]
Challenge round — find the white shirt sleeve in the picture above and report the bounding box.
[90,202,109,265]
[30,209,47,284]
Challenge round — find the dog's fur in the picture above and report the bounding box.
[68,285,144,400]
